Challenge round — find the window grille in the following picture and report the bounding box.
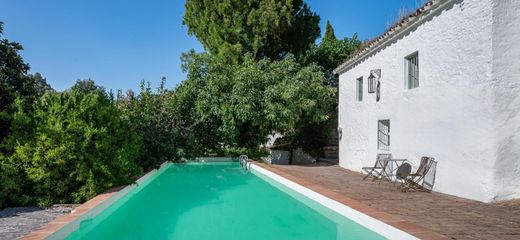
[378,120,390,150]
[406,53,419,89]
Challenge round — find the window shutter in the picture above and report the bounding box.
[413,56,419,88]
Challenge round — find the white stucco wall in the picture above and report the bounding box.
[491,0,520,201]
[337,0,518,202]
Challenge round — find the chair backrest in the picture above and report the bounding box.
[422,158,437,191]
[415,156,431,175]
[377,154,392,161]
[396,162,412,180]
[375,154,392,168]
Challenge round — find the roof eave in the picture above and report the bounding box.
[333,0,452,75]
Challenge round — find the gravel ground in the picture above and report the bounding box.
[0,206,71,240]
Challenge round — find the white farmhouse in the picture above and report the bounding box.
[334,0,520,202]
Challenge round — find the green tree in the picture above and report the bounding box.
[0,152,23,207]
[117,78,196,170]
[180,52,335,156]
[29,72,53,96]
[322,20,337,44]
[69,78,107,97]
[175,50,224,154]
[183,0,320,61]
[2,81,141,207]
[300,22,361,87]
[0,21,51,148]
[0,22,55,207]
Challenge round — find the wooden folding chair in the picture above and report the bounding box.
[400,157,437,192]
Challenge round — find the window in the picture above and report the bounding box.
[356,77,363,101]
[378,120,390,150]
[405,52,419,89]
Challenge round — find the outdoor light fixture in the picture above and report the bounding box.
[368,69,381,93]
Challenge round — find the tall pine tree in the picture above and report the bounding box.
[183,0,320,61]
[322,20,337,44]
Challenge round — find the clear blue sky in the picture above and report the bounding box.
[0,0,424,92]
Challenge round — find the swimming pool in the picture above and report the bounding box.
[48,161,416,239]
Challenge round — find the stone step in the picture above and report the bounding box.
[327,131,339,145]
[323,146,339,151]
[319,158,339,164]
[323,146,339,159]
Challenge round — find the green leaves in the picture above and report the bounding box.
[1,83,142,207]
[181,1,360,158]
[300,23,361,87]
[0,4,362,207]
[183,0,320,61]
[180,52,335,154]
[116,78,197,170]
[1,23,51,146]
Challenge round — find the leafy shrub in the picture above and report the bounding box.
[180,52,336,155]
[0,154,25,207]
[117,78,196,170]
[3,82,141,206]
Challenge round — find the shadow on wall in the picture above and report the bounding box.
[264,149,316,165]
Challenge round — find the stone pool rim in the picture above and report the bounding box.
[23,160,448,240]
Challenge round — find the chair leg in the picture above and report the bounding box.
[400,177,424,192]
[372,171,383,182]
[363,169,374,180]
[379,169,391,184]
[363,174,371,180]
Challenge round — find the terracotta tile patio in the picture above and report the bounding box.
[268,162,520,240]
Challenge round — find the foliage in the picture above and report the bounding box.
[0,22,52,148]
[183,0,320,61]
[0,5,362,208]
[300,21,361,87]
[292,21,360,157]
[117,78,196,170]
[183,5,359,159]
[1,82,141,207]
[0,152,25,207]
[322,20,337,44]
[29,72,53,96]
[180,52,336,156]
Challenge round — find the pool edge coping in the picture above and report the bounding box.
[21,161,449,240]
[21,162,171,240]
[252,162,450,240]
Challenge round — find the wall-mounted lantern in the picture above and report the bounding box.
[368,69,381,93]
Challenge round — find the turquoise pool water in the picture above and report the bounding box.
[62,162,386,240]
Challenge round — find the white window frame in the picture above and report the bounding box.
[405,52,419,89]
[378,120,390,151]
